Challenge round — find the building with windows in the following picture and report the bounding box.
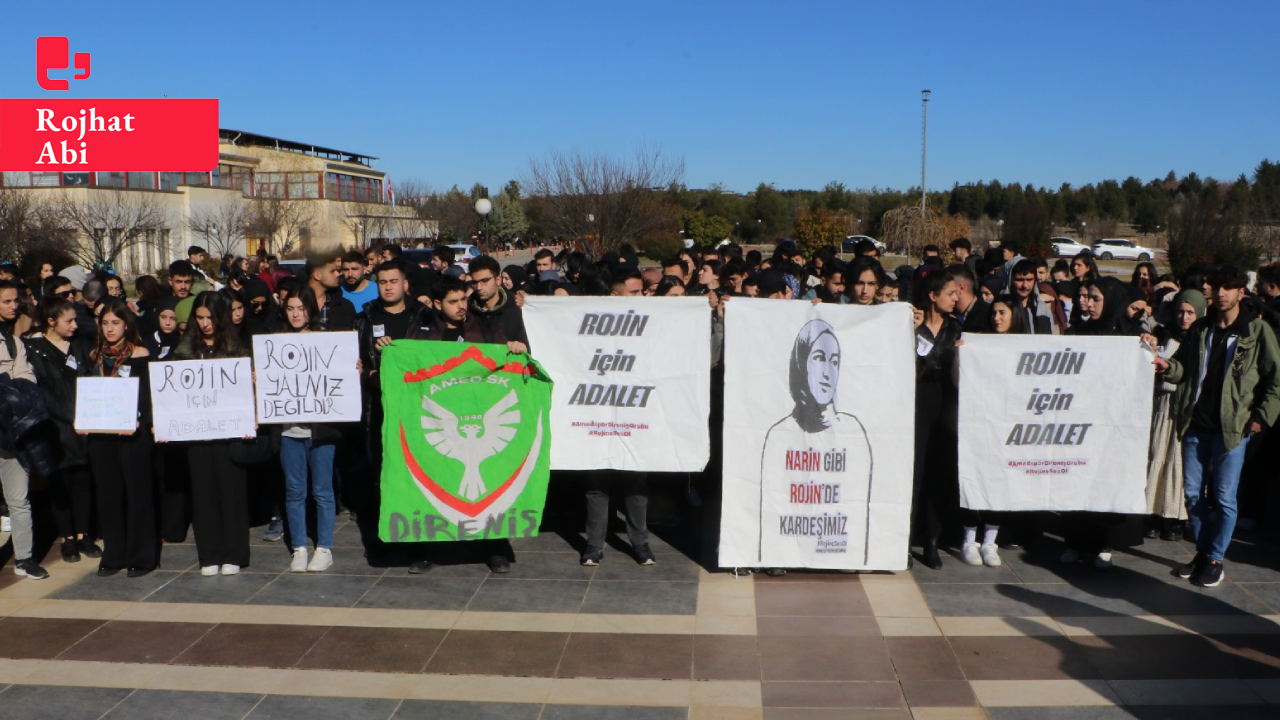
[0,129,435,276]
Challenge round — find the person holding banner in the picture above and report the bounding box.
[911,269,963,569]
[1061,277,1146,569]
[278,287,342,573]
[1154,266,1280,588]
[23,296,101,564]
[173,292,253,576]
[85,298,157,578]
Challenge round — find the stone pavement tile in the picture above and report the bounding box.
[484,551,596,581]
[1244,678,1280,702]
[694,634,761,681]
[355,577,482,611]
[0,684,133,720]
[753,570,862,583]
[970,679,1120,707]
[908,709,987,720]
[1071,634,1248,680]
[593,555,702,583]
[948,636,1100,681]
[407,673,552,704]
[688,679,762,708]
[756,616,882,637]
[265,668,418,699]
[1106,678,1266,705]
[47,570,180,602]
[508,530,583,553]
[697,581,756,617]
[297,626,446,674]
[1236,583,1280,613]
[935,616,1062,637]
[173,622,328,668]
[224,604,349,626]
[696,616,758,635]
[755,584,872,617]
[321,547,389,576]
[862,580,934,618]
[0,617,103,659]
[245,694,399,720]
[102,689,262,720]
[156,542,199,571]
[758,636,895,682]
[985,709,1136,720]
[876,617,942,637]
[1209,634,1280,678]
[143,571,274,604]
[546,677,688,706]
[340,608,459,630]
[425,629,568,677]
[542,705,688,720]
[0,597,31,616]
[762,709,910,720]
[898,680,978,707]
[581,580,698,615]
[689,709,764,720]
[392,699,542,719]
[884,637,965,681]
[328,523,368,548]
[1224,561,1280,584]
[761,681,905,708]
[918,584,1053,618]
[1053,615,1186,636]
[248,573,378,608]
[468,578,589,613]
[118,600,237,624]
[573,613,697,635]
[457,610,577,633]
[57,620,212,664]
[11,598,131,620]
[557,632,693,680]
[411,560,492,579]
[1119,583,1274,617]
[910,558,1022,585]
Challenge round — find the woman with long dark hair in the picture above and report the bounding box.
[1131,261,1158,304]
[23,296,101,563]
[278,287,338,573]
[911,268,962,569]
[85,298,156,577]
[173,291,253,575]
[1060,277,1145,568]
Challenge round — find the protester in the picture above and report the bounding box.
[341,250,379,308]
[0,281,49,579]
[86,298,157,577]
[949,265,989,333]
[843,258,881,306]
[466,256,529,345]
[304,250,357,331]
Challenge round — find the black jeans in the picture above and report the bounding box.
[89,433,158,571]
[585,471,649,551]
[188,442,250,568]
[50,466,93,539]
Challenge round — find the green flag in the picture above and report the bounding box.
[378,341,552,543]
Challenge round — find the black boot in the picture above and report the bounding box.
[922,540,943,570]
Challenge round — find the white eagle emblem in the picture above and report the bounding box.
[420,390,521,501]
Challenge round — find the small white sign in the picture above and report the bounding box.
[74,377,140,433]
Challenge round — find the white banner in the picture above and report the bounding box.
[252,332,362,424]
[958,335,1154,513]
[719,300,916,571]
[150,358,256,442]
[523,296,710,472]
[74,377,139,433]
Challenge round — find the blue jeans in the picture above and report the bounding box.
[1183,430,1252,563]
[280,436,335,551]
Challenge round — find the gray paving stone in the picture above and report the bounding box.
[0,685,133,720]
[248,573,378,607]
[393,699,541,719]
[246,695,398,720]
[591,553,702,582]
[355,576,482,610]
[103,689,262,720]
[486,550,597,581]
[580,580,698,615]
[143,571,274,605]
[156,542,199,571]
[467,578,588,613]
[47,571,180,603]
[541,705,687,720]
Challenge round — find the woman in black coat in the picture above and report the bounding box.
[23,296,101,563]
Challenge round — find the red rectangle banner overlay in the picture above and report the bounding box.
[0,98,218,171]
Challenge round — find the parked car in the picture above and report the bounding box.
[277,260,306,277]
[1091,238,1155,261]
[842,235,887,254]
[1051,237,1090,258]
[402,249,435,268]
[447,244,482,269]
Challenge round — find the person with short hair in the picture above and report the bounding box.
[1155,267,1280,587]
[340,249,379,309]
[803,262,849,304]
[431,245,456,273]
[304,250,357,330]
[534,248,556,275]
[1009,259,1056,334]
[187,246,207,267]
[948,264,989,333]
[467,255,529,346]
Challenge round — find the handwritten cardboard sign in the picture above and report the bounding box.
[150,358,256,442]
[74,377,139,433]
[252,332,362,424]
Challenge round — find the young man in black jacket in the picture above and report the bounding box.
[304,250,357,331]
[466,256,529,346]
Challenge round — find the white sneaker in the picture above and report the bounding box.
[980,543,1002,567]
[290,547,308,573]
[220,564,240,576]
[200,565,219,577]
[0,516,10,532]
[960,542,983,566]
[1060,548,1080,564]
[1094,552,1113,569]
[307,548,333,573]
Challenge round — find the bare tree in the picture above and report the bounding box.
[246,191,313,257]
[334,202,393,250]
[523,146,685,259]
[0,187,39,261]
[46,189,170,268]
[187,201,250,258]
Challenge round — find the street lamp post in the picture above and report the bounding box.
[474,198,492,251]
[997,219,1004,242]
[921,89,931,218]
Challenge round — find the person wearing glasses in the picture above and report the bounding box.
[466,256,529,348]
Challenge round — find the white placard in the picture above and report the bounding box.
[150,358,256,442]
[958,335,1154,513]
[523,296,711,472]
[74,377,140,433]
[718,300,916,571]
[252,332,362,424]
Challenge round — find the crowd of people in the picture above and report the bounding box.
[0,236,1276,590]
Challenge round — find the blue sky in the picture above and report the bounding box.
[4,1,1277,194]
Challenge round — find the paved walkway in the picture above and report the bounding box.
[3,516,1280,719]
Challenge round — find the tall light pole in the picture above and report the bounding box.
[921,89,931,218]
[474,198,492,250]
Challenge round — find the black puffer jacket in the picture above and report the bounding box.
[0,373,57,476]
[23,335,91,469]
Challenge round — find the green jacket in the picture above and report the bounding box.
[1162,309,1280,450]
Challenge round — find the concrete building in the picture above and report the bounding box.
[0,129,435,276]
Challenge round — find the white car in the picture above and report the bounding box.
[1091,238,1155,261]
[447,244,483,268]
[1051,237,1090,258]
[842,235,887,254]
